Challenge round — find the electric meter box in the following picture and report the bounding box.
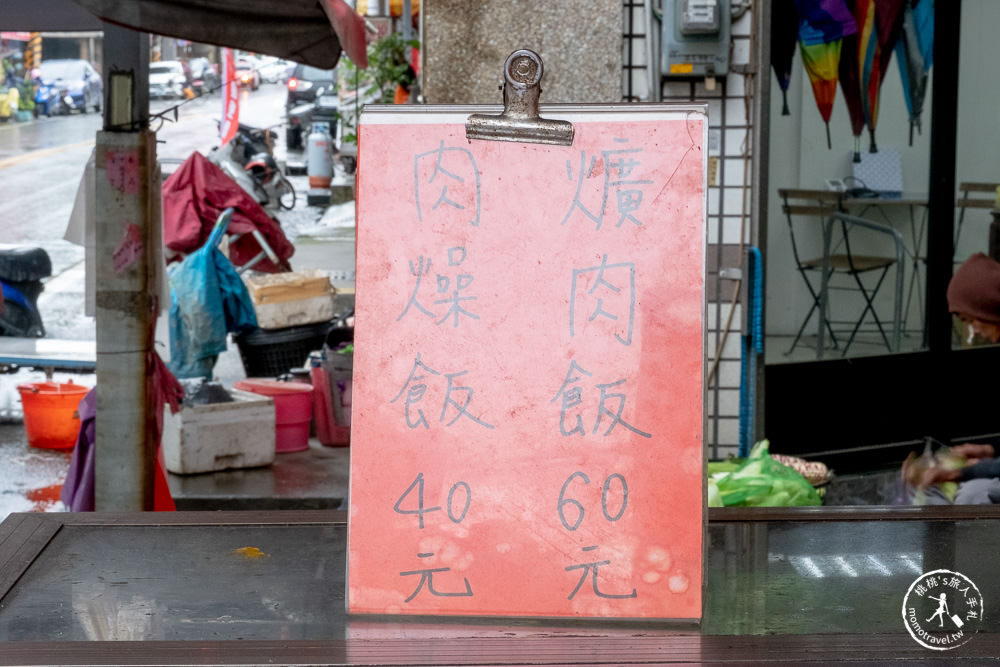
[661,0,731,79]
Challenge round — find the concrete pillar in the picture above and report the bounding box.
[95,23,155,511]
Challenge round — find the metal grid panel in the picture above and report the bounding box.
[622,1,756,460]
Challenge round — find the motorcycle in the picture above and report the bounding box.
[0,246,51,337]
[284,85,339,152]
[208,122,296,211]
[33,80,74,117]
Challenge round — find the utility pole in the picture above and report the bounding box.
[94,22,157,511]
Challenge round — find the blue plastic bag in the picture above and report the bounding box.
[168,211,258,378]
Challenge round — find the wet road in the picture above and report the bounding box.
[0,84,288,276]
[0,422,71,516]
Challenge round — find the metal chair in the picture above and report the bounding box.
[778,189,905,357]
[954,182,1000,260]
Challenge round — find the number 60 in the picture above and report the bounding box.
[557,471,629,532]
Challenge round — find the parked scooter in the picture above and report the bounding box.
[33,80,73,117]
[0,246,51,338]
[285,85,339,152]
[208,122,296,211]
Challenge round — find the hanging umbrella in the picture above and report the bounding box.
[794,0,857,148]
[875,0,907,79]
[894,0,934,145]
[838,29,866,162]
[799,40,842,149]
[858,0,907,153]
[772,0,801,116]
[855,0,881,153]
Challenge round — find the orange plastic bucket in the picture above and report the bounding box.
[17,381,88,450]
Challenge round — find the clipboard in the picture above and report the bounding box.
[348,50,709,621]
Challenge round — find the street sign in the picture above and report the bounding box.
[349,100,707,621]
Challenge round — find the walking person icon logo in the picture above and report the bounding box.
[902,569,983,650]
[926,593,951,628]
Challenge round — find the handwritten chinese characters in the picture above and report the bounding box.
[397,247,481,328]
[414,141,481,227]
[561,138,654,230]
[352,110,706,620]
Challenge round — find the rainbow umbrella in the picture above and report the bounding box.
[795,0,857,148]
[772,0,801,116]
[894,0,934,145]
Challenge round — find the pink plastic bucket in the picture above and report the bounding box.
[234,379,313,453]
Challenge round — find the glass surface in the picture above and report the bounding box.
[0,524,347,641]
[1,519,998,641]
[763,4,938,363]
[949,5,1000,351]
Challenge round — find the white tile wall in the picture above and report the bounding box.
[724,97,749,126]
[726,72,746,97]
[724,158,751,187]
[722,216,750,245]
[707,187,721,216]
[725,128,749,155]
[707,303,742,331]
[708,330,743,360]
[715,417,741,446]
[707,389,740,417]
[723,185,751,214]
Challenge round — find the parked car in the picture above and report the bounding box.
[235,59,260,90]
[187,57,220,93]
[255,56,289,84]
[34,59,102,114]
[285,63,336,108]
[149,60,187,99]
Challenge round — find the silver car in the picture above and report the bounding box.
[149,61,187,99]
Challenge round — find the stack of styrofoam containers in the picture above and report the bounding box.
[243,269,336,329]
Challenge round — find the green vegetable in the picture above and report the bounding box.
[710,439,822,507]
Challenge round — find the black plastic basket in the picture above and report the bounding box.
[234,320,331,378]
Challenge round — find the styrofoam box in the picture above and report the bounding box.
[163,389,276,475]
[253,293,335,329]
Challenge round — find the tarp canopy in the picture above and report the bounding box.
[73,0,343,68]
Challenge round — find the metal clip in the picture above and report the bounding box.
[465,49,574,146]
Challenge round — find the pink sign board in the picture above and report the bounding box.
[350,105,707,620]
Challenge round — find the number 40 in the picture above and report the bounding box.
[393,473,471,529]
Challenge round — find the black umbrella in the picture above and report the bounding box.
[772,0,801,116]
